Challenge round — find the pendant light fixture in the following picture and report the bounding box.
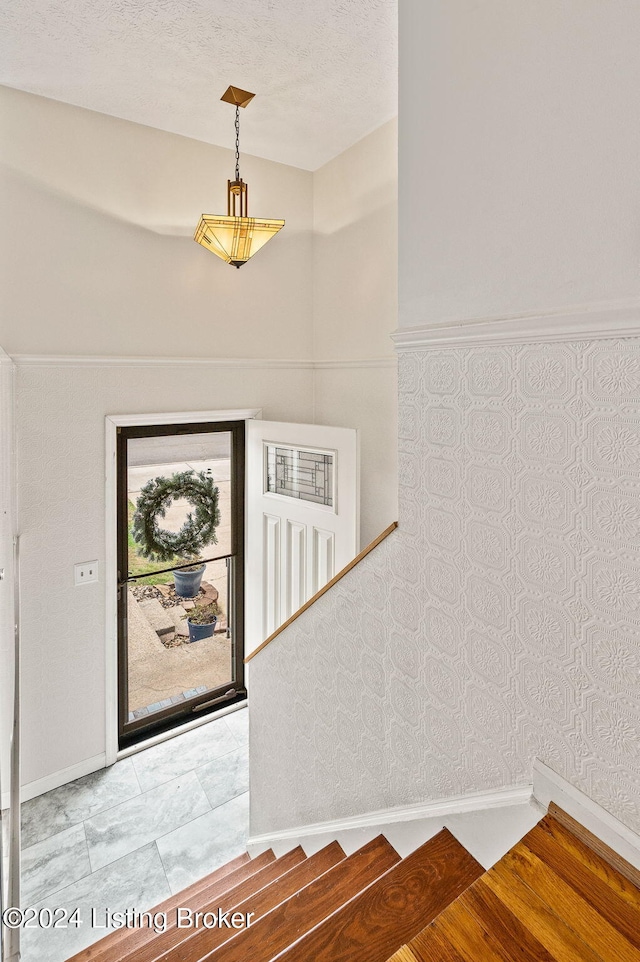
[194,86,285,268]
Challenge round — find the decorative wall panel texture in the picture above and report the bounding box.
[250,338,640,837]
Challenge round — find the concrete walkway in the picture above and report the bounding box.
[127,457,235,716]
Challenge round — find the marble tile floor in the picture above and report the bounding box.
[17,708,249,962]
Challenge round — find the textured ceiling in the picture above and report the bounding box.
[0,0,397,170]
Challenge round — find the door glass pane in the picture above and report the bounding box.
[125,431,234,723]
[127,431,233,577]
[265,444,334,507]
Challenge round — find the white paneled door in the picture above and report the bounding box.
[246,420,358,655]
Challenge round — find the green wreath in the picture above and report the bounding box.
[132,470,220,563]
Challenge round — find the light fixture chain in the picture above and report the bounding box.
[235,106,240,180]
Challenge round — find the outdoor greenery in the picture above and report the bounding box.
[131,470,220,563]
[183,602,220,625]
[128,501,182,586]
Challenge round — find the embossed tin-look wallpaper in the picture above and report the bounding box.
[250,339,640,837]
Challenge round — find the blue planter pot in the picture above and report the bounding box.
[187,617,217,643]
[173,564,205,598]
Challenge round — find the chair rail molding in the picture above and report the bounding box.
[392,300,640,351]
[10,355,316,369]
[10,354,395,370]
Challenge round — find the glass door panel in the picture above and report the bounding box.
[117,421,245,748]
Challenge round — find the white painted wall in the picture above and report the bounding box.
[313,364,396,547]
[0,86,314,359]
[399,0,640,330]
[313,120,398,545]
[0,88,399,791]
[15,360,314,789]
[313,119,397,361]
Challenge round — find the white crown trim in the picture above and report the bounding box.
[392,301,640,351]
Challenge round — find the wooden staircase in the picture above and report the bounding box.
[387,807,640,962]
[68,807,640,962]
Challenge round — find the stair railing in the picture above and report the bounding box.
[245,521,398,664]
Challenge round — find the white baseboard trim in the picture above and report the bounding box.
[247,783,533,853]
[392,301,640,350]
[1,753,106,809]
[532,760,640,872]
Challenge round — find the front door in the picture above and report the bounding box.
[245,420,358,655]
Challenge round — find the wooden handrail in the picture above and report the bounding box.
[245,521,398,663]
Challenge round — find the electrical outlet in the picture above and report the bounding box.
[74,561,98,585]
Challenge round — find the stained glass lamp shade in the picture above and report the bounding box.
[194,184,284,268]
[194,87,285,268]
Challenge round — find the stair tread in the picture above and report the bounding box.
[390,812,640,962]
[158,840,347,962]
[66,851,271,962]
[542,812,640,908]
[130,846,307,962]
[549,804,640,892]
[386,946,424,962]
[431,898,517,962]
[481,866,608,962]
[503,841,640,961]
[187,834,400,962]
[401,927,467,962]
[274,828,484,962]
[522,820,640,950]
[457,878,557,962]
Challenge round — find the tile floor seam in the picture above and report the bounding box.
[132,781,232,851]
[23,841,171,911]
[158,792,248,894]
[21,759,143,848]
[193,761,249,813]
[25,863,93,907]
[83,814,99,876]
[130,756,144,795]
[23,830,90,906]
[135,741,244,796]
[155,838,174,893]
[83,771,214,873]
[154,839,173,897]
[21,824,94,907]
[128,717,241,794]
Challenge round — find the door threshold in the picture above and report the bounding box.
[116,699,247,762]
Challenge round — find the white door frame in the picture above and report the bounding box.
[104,409,261,766]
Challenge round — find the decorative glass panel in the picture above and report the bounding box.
[266,445,334,507]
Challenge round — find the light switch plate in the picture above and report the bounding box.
[74,561,98,585]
